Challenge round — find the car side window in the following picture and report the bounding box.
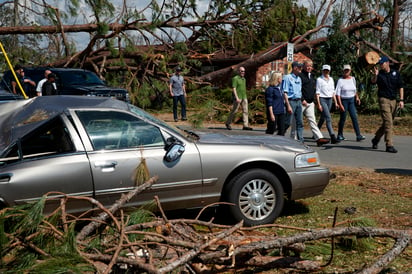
[1,117,75,163]
[76,111,164,150]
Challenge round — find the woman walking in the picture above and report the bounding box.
[335,65,365,141]
[265,72,291,135]
[316,64,340,144]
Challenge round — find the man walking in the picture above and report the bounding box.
[282,61,304,142]
[299,61,329,146]
[226,66,252,130]
[169,66,187,122]
[371,56,404,153]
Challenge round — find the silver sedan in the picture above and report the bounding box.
[0,96,329,226]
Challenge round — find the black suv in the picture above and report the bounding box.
[1,67,129,102]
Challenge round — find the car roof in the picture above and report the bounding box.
[0,96,131,153]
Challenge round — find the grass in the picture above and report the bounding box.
[272,166,411,273]
[156,112,412,272]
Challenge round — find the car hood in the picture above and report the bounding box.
[194,131,310,154]
[0,96,130,154]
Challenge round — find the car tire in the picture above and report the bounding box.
[224,168,284,226]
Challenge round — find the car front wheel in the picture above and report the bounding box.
[225,169,284,226]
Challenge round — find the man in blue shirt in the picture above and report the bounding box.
[282,61,304,142]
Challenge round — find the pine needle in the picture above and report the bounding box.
[132,149,150,186]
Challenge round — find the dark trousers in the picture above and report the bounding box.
[266,113,286,135]
[173,95,187,120]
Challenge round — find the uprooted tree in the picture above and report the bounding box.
[0,0,410,107]
[1,174,410,273]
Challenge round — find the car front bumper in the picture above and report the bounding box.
[288,166,330,200]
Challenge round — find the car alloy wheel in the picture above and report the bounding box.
[225,169,284,226]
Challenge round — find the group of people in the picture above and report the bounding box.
[225,56,404,153]
[10,65,58,97]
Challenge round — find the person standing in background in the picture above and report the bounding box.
[36,69,53,96]
[336,64,365,142]
[316,64,340,144]
[265,71,291,135]
[371,56,404,153]
[11,65,35,96]
[226,66,252,130]
[169,66,187,122]
[282,61,303,142]
[42,73,58,96]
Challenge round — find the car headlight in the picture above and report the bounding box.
[295,152,320,168]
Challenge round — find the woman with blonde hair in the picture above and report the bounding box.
[265,71,291,135]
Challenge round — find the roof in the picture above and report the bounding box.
[0,96,130,153]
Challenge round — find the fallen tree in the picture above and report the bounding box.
[1,175,410,273]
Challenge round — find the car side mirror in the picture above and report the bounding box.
[164,144,185,162]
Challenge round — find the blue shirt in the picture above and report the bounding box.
[282,73,302,99]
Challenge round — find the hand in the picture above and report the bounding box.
[399,101,404,109]
[373,66,379,75]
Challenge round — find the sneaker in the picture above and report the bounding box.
[243,126,253,131]
[174,119,178,122]
[356,135,366,141]
[337,135,345,141]
[386,146,398,153]
[316,138,330,147]
[225,123,232,130]
[182,117,187,121]
[371,138,378,149]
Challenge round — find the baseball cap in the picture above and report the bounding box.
[343,64,351,70]
[379,56,389,64]
[292,61,303,68]
[175,66,182,71]
[322,64,331,71]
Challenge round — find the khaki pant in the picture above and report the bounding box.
[375,97,397,147]
[226,98,249,127]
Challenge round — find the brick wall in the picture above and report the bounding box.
[256,52,311,88]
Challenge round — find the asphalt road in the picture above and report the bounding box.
[201,125,412,175]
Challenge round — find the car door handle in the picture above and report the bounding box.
[0,173,12,183]
[94,161,118,172]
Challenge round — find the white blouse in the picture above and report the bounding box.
[335,77,357,98]
[316,76,335,98]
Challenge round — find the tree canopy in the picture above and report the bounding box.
[0,0,410,108]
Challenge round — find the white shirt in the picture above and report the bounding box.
[335,77,357,98]
[316,76,335,98]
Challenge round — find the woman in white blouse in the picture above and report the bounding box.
[335,65,365,142]
[316,64,340,144]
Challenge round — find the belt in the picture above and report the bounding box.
[289,98,301,101]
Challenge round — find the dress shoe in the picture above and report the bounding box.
[243,126,253,131]
[316,138,330,147]
[337,135,345,141]
[371,138,378,149]
[386,146,398,153]
[330,134,340,144]
[356,135,366,141]
[225,123,232,130]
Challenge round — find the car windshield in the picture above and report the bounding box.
[60,70,104,86]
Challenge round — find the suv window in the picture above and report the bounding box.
[0,117,75,164]
[60,70,104,86]
[75,111,164,150]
